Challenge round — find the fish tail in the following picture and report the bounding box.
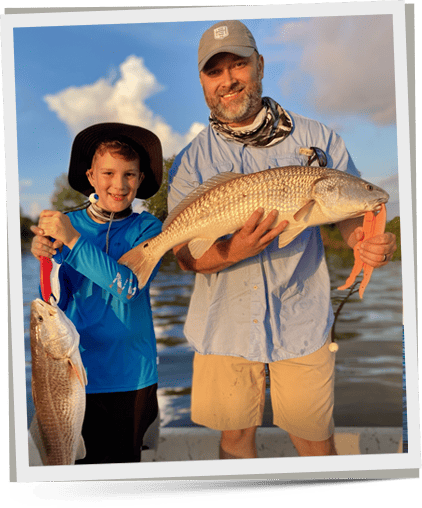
[337,243,364,290]
[118,240,160,289]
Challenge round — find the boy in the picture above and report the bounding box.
[30,122,163,464]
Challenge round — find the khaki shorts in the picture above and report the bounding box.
[191,335,335,442]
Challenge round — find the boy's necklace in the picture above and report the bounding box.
[87,202,133,223]
[87,202,133,254]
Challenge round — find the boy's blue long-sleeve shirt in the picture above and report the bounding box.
[52,209,162,394]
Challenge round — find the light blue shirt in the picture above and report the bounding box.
[168,110,360,363]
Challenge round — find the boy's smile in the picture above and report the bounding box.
[86,151,144,215]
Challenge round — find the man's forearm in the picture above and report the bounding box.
[336,216,364,249]
[173,238,239,274]
[172,208,290,274]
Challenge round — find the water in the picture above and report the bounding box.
[22,250,404,429]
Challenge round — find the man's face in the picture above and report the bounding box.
[200,51,264,128]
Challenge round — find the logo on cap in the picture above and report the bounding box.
[214,26,229,40]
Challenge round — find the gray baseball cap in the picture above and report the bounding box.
[198,20,258,72]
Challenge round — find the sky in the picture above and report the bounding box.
[11,8,401,221]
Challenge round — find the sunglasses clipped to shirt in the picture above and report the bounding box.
[307,146,328,167]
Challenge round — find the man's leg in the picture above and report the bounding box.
[220,426,259,459]
[191,353,266,459]
[269,334,337,456]
[288,433,337,456]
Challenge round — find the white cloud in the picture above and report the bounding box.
[44,55,205,159]
[19,179,32,188]
[270,16,396,125]
[19,193,51,220]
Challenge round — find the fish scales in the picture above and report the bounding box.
[118,165,389,289]
[160,167,323,248]
[30,298,87,466]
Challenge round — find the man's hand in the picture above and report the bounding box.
[337,216,397,268]
[225,208,289,264]
[353,228,397,268]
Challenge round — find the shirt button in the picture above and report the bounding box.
[253,319,258,324]
[253,285,258,290]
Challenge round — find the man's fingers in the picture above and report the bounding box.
[359,232,397,267]
[241,207,266,233]
[260,219,289,245]
[243,208,278,234]
[255,209,279,233]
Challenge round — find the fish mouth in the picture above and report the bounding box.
[374,195,389,211]
[32,297,58,314]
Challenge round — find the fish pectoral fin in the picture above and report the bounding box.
[69,358,88,387]
[293,199,315,222]
[188,237,217,259]
[76,436,87,461]
[278,226,306,248]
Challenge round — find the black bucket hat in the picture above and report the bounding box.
[68,122,163,199]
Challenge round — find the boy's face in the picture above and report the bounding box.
[86,151,144,212]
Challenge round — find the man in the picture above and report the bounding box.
[168,20,397,458]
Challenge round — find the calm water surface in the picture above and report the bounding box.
[22,250,404,429]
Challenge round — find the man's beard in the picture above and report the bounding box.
[205,80,263,125]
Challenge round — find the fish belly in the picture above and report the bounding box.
[164,177,308,253]
[30,353,86,465]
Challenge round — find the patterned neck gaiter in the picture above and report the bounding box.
[209,97,293,147]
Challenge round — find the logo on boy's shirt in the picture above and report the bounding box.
[109,272,137,299]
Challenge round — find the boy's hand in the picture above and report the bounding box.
[37,211,81,251]
[30,225,63,260]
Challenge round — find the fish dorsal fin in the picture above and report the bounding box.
[163,172,243,230]
[188,237,218,259]
[293,200,316,222]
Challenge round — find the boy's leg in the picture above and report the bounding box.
[109,384,158,463]
[76,384,158,464]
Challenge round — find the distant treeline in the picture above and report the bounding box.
[20,212,37,249]
[21,205,401,262]
[20,155,401,260]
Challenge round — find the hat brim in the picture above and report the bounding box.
[68,122,163,199]
[198,46,255,72]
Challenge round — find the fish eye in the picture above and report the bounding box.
[366,184,374,191]
[37,316,43,322]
